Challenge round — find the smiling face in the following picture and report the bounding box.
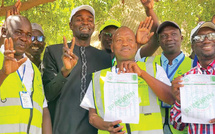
[70,10,95,40]
[159,26,183,56]
[5,15,32,59]
[26,29,45,58]
[111,26,137,62]
[192,27,215,61]
[99,26,118,53]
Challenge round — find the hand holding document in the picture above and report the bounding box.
[103,72,139,124]
[180,74,215,124]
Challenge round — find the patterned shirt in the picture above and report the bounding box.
[170,59,215,134]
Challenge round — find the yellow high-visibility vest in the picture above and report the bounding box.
[0,52,44,134]
[92,61,163,134]
[145,55,192,134]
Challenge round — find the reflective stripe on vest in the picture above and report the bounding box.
[93,62,163,134]
[0,123,41,134]
[145,55,191,134]
[93,70,105,118]
[143,57,161,114]
[0,98,42,113]
[0,53,44,134]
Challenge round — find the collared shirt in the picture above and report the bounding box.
[170,59,215,134]
[135,49,186,81]
[161,52,185,81]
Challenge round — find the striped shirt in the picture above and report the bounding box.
[170,59,215,134]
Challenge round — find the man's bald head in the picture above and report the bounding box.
[4,15,32,57]
[112,26,136,41]
[111,26,137,62]
[5,15,32,37]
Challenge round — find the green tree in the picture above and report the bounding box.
[154,0,215,55]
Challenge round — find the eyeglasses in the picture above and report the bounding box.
[103,32,113,38]
[193,33,215,43]
[31,36,45,42]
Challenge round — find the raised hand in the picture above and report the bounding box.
[136,16,154,45]
[6,0,21,18]
[2,38,27,75]
[172,76,184,103]
[61,37,78,77]
[140,0,154,9]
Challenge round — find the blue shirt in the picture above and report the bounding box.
[161,52,185,81]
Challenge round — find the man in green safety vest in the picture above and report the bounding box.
[81,26,175,134]
[0,15,52,134]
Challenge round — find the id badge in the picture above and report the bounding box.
[19,91,33,109]
[161,101,172,108]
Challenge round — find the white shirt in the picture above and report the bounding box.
[17,57,47,108]
[80,64,171,110]
[135,48,142,61]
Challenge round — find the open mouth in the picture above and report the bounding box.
[166,43,175,47]
[202,45,213,51]
[121,48,130,52]
[80,27,90,32]
[31,46,40,50]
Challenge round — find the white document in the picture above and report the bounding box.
[180,74,215,124]
[103,72,139,124]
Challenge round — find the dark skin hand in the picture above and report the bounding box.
[6,0,21,18]
[171,76,183,103]
[172,76,215,124]
[61,37,79,77]
[2,37,27,75]
[0,38,27,86]
[140,0,154,9]
[108,120,125,134]
[136,16,154,47]
[117,61,174,104]
[89,108,125,134]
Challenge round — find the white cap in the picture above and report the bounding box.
[69,5,95,22]
[190,21,215,43]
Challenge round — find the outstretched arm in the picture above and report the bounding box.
[138,0,160,57]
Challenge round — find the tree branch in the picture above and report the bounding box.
[0,0,55,16]
[1,0,4,8]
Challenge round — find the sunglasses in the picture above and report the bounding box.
[103,32,113,37]
[193,33,215,43]
[31,36,45,42]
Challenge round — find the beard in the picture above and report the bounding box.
[78,33,90,40]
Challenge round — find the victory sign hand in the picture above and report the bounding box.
[2,38,27,75]
[61,37,78,77]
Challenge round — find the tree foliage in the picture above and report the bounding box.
[154,0,215,55]
[0,0,120,46]
[0,0,214,55]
